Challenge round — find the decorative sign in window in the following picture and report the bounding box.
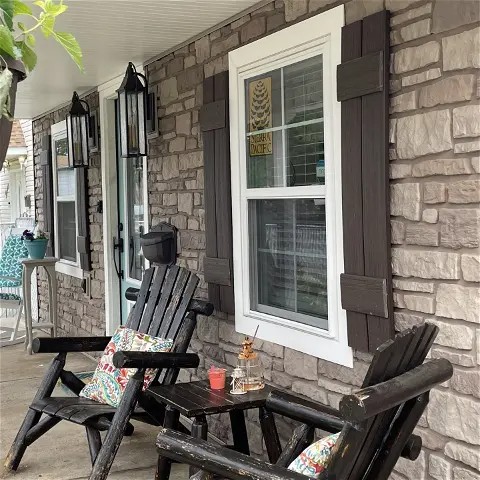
[248,77,273,157]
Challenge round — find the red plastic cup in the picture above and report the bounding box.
[208,367,226,390]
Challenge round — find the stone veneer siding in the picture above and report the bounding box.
[34,92,105,337]
[33,1,479,479]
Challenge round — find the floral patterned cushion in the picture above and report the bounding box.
[288,432,339,478]
[79,326,173,407]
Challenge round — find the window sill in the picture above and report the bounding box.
[236,312,353,368]
[55,261,84,279]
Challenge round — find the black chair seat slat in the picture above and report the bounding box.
[158,269,191,338]
[138,265,168,332]
[149,265,180,336]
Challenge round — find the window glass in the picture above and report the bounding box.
[249,198,328,330]
[54,129,78,265]
[245,55,325,189]
[58,201,77,262]
[55,137,69,169]
[57,169,75,197]
[126,158,145,281]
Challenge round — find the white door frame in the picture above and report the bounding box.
[99,66,149,335]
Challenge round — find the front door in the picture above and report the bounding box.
[116,108,148,324]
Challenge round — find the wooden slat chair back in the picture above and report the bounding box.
[326,323,438,480]
[5,264,211,480]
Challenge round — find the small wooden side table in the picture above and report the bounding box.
[21,258,59,354]
[148,379,280,480]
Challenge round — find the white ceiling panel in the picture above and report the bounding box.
[15,0,264,118]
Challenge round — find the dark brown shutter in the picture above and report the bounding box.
[76,167,91,271]
[200,71,235,314]
[40,134,54,256]
[337,10,393,352]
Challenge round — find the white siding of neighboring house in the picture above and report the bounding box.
[20,120,35,219]
[0,120,34,225]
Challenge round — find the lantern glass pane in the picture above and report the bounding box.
[137,91,146,156]
[71,116,83,165]
[119,92,128,157]
[80,115,89,165]
[127,91,139,154]
[66,115,74,168]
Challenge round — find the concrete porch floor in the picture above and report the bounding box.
[0,343,189,479]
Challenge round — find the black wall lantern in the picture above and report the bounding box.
[66,91,90,167]
[117,62,148,158]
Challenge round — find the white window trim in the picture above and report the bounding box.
[229,6,352,367]
[51,120,84,279]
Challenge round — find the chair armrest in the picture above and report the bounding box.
[112,351,200,370]
[156,428,316,480]
[340,359,453,423]
[266,390,345,433]
[32,336,111,353]
[188,298,214,316]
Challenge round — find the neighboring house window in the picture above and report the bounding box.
[51,121,83,278]
[229,6,352,366]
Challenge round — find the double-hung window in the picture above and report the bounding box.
[229,6,352,366]
[51,120,83,278]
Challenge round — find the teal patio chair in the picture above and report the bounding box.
[0,232,28,345]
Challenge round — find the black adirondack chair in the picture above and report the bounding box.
[156,323,453,480]
[4,264,213,480]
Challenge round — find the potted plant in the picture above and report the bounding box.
[1,0,83,170]
[22,229,49,259]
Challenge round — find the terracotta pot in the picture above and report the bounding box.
[0,56,26,171]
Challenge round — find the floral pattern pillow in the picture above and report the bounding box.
[288,432,339,478]
[80,326,173,407]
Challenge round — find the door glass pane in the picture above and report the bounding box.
[245,55,325,188]
[126,158,145,281]
[58,201,77,262]
[249,198,328,329]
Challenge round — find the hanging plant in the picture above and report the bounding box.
[0,0,83,119]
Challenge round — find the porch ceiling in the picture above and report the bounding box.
[15,0,264,119]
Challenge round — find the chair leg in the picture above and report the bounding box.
[10,301,23,342]
[4,409,42,471]
[4,352,66,471]
[86,427,102,465]
[88,371,144,480]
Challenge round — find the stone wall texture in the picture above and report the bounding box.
[33,1,479,479]
[34,92,105,337]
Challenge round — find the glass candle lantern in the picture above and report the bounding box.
[237,336,264,391]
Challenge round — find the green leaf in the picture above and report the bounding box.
[0,24,15,56]
[26,32,34,47]
[13,0,31,16]
[33,0,46,11]
[17,39,36,70]
[40,13,55,38]
[53,31,83,71]
[44,0,67,16]
[0,0,14,30]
